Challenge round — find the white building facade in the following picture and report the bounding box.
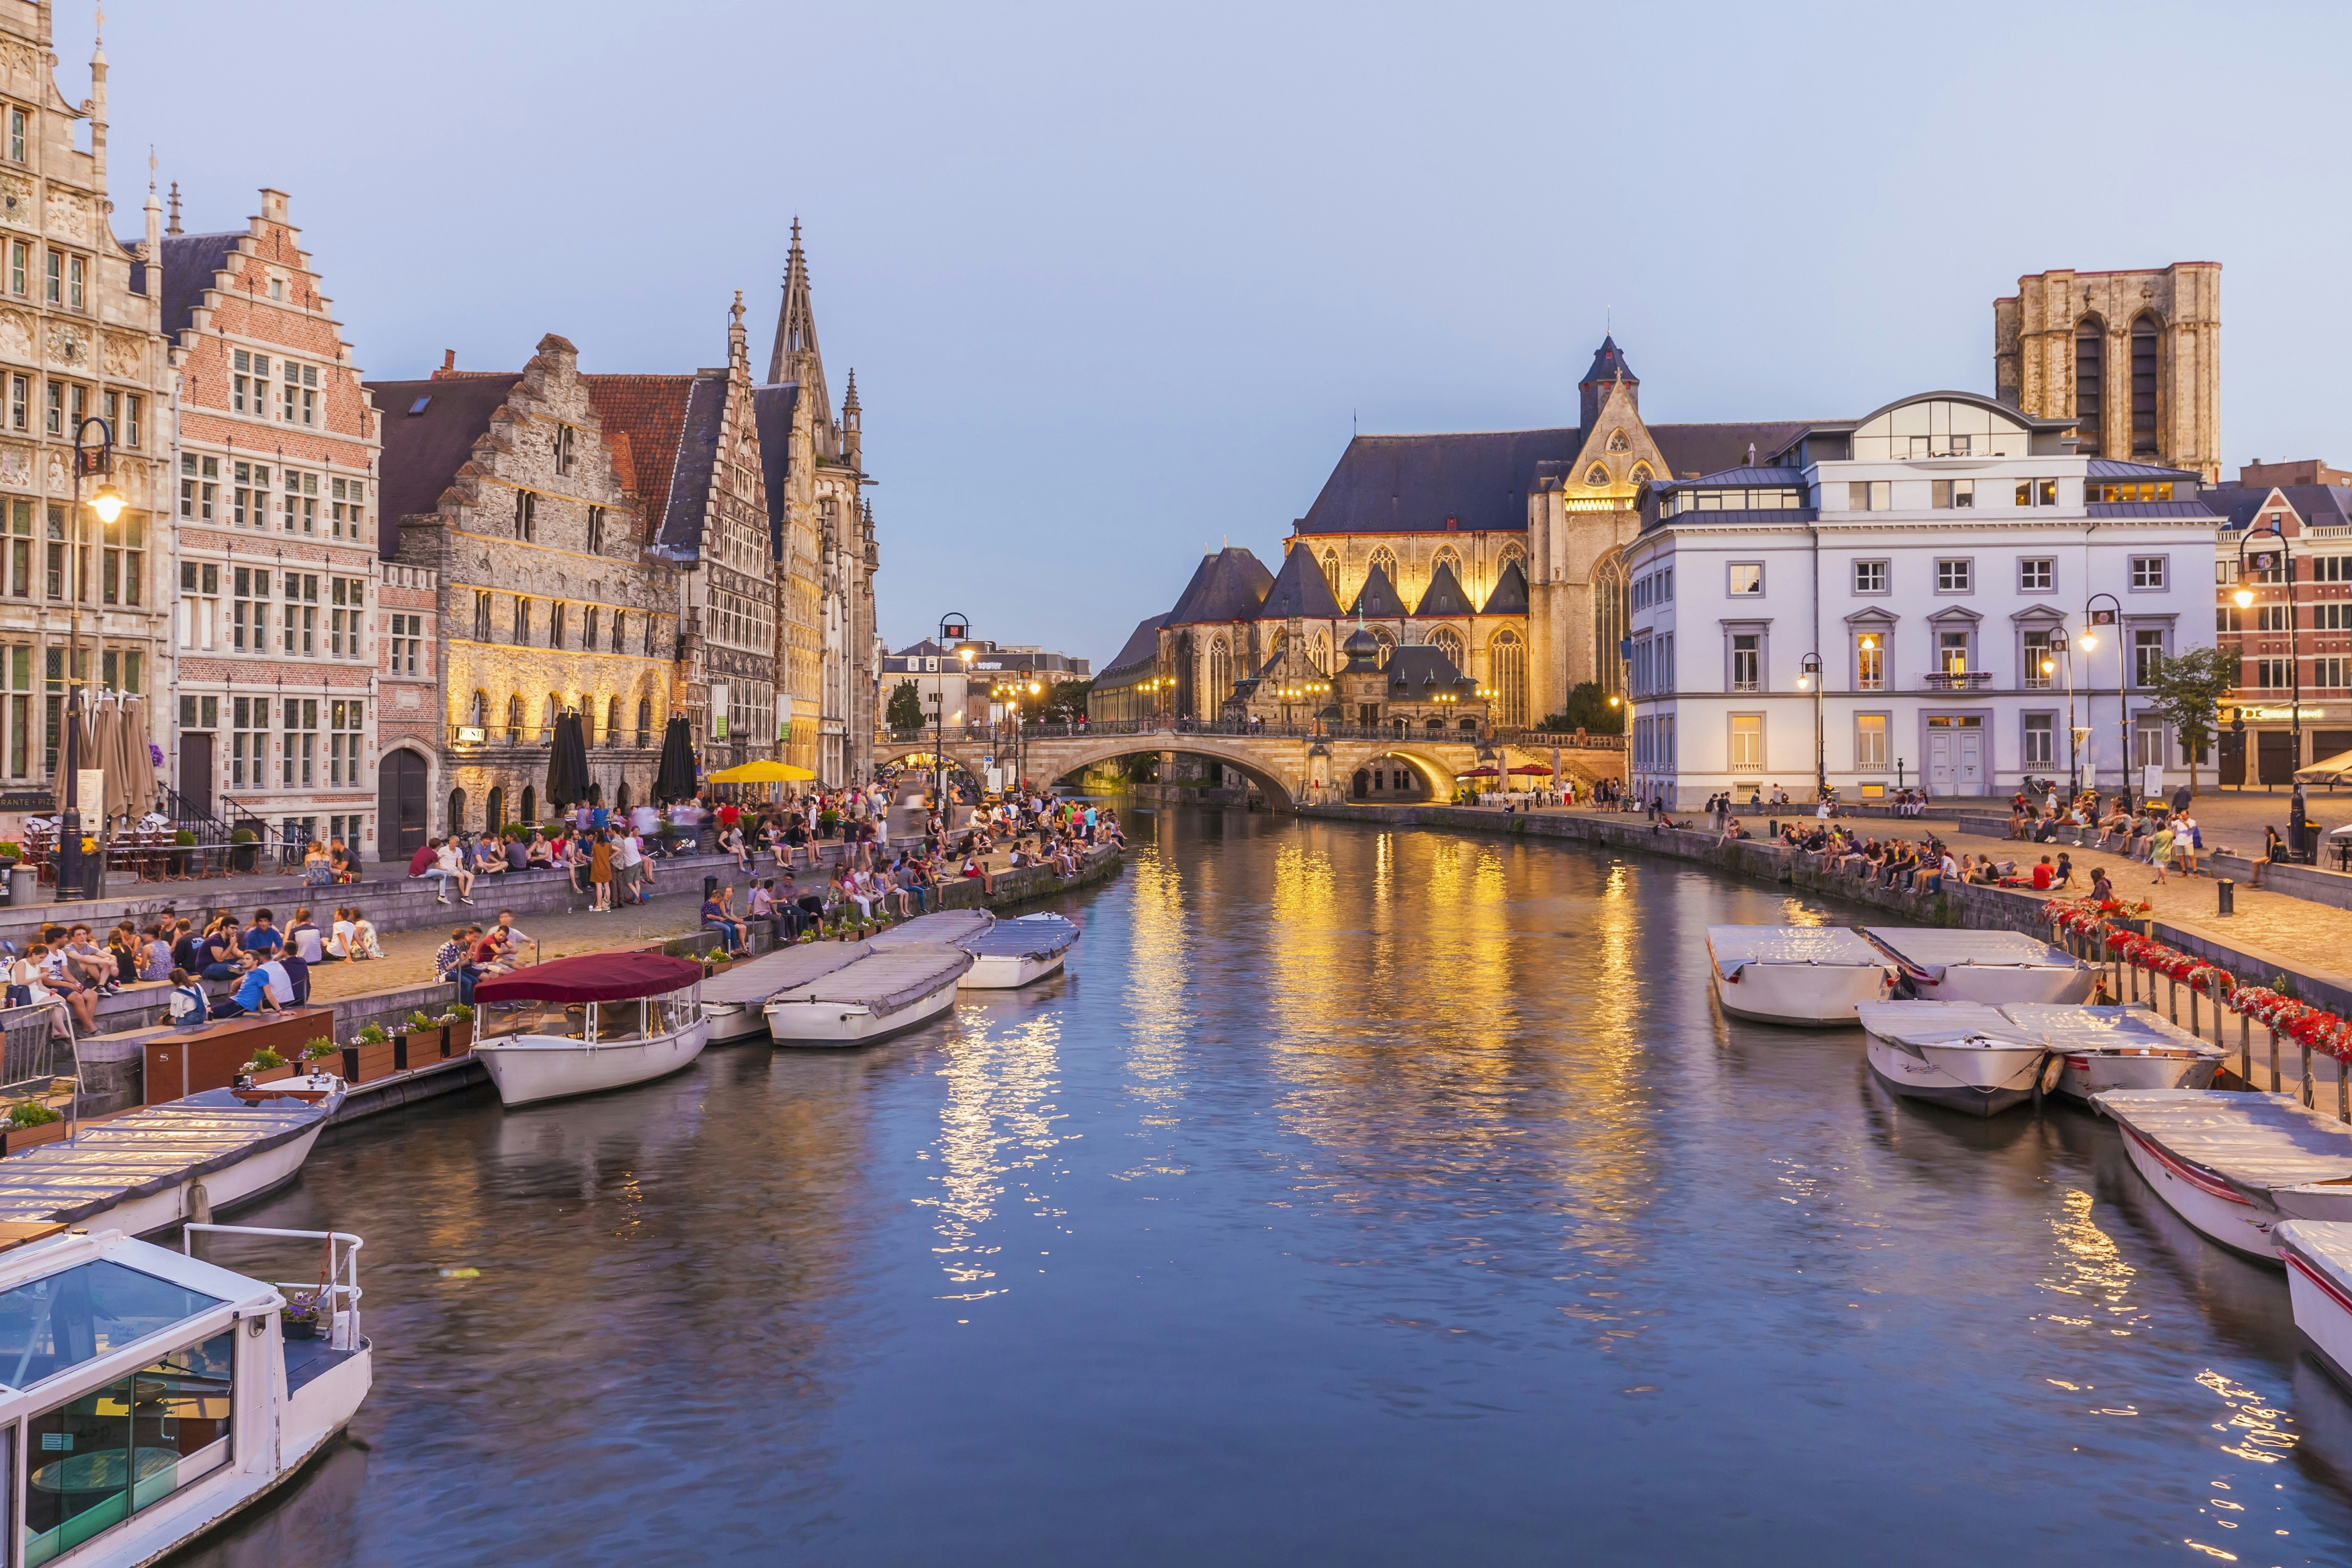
[1625,391,2216,808]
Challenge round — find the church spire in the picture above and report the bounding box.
[767,218,833,449]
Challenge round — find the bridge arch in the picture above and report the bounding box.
[1028,735,1302,813]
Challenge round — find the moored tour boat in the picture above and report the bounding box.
[473,953,710,1107]
[955,914,1081,989]
[1856,1002,2057,1116]
[867,910,995,951]
[2275,1221,2352,1387]
[1998,1004,2223,1100]
[700,942,873,1044]
[0,1080,345,1239]
[1861,927,2094,1005]
[766,944,974,1048]
[2094,1089,2352,1261]
[1705,926,1889,1026]
[0,1219,369,1566]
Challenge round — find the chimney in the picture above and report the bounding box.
[442,350,455,372]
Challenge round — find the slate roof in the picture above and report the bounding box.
[1581,335,1637,387]
[1414,558,1474,617]
[657,373,731,559]
[1166,547,1272,625]
[1483,559,1529,615]
[1385,645,1470,691]
[2087,458,2201,482]
[582,375,697,549]
[1255,545,1343,620]
[1098,614,1170,682]
[1655,465,1809,491]
[1348,562,1408,618]
[1295,421,1813,536]
[363,373,523,559]
[751,382,800,560]
[2204,484,2352,531]
[158,231,243,341]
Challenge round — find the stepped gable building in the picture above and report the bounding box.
[163,187,382,860]
[2197,473,2352,784]
[0,14,172,838]
[751,222,875,786]
[1994,264,2220,482]
[369,334,680,844]
[584,297,781,772]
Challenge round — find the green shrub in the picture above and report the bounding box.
[354,1023,388,1046]
[303,1037,338,1060]
[175,830,195,847]
[0,840,20,860]
[248,1048,285,1070]
[404,1011,437,1033]
[449,1003,474,1022]
[230,827,257,844]
[6,1100,58,1128]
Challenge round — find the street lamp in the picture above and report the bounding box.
[2046,629,2079,797]
[2234,525,2298,795]
[934,613,971,812]
[1798,651,1823,800]
[57,417,116,900]
[2084,593,2124,795]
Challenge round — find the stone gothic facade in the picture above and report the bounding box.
[1994,263,2221,482]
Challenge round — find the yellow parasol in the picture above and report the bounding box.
[706,759,816,783]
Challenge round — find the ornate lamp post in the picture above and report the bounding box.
[2233,526,2298,792]
[933,614,970,811]
[57,417,122,901]
[2083,593,2124,794]
[1797,652,1823,801]
[2046,629,2080,797]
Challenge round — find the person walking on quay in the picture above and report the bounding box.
[2148,817,2176,886]
[589,830,615,912]
[2174,809,2201,877]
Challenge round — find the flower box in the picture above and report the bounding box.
[1,1118,69,1157]
[339,1039,400,1084]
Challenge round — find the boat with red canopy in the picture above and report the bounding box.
[472,953,709,1107]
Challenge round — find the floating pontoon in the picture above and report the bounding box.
[1705,926,1889,1025]
[2094,1089,2352,1261]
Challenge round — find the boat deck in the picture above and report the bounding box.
[285,1336,365,1396]
[2002,1005,2220,1056]
[0,1091,329,1226]
[1864,927,2076,969]
[1706,925,1882,976]
[868,911,994,949]
[962,915,1080,959]
[773,944,975,1014]
[2094,1090,2352,1191]
[1855,1002,2027,1044]
[702,942,873,1006]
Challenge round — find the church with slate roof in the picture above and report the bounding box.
[1092,337,1798,729]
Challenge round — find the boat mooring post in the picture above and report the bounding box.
[2303,1042,2315,1109]
[2271,1028,2281,1096]
[2190,985,2201,1036]
[2340,1060,2348,1122]
[2240,1014,2251,1086]
[2168,975,2179,1025]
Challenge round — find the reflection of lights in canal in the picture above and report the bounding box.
[913,1006,1065,1303]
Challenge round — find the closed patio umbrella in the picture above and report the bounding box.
[118,694,158,817]
[546,711,592,811]
[86,696,124,822]
[654,714,698,803]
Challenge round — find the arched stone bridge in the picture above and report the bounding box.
[875,726,1625,814]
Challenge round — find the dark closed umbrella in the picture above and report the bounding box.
[654,714,698,803]
[546,711,592,811]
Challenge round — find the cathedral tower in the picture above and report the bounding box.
[1993,264,2220,481]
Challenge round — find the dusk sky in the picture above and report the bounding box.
[63,1,2351,667]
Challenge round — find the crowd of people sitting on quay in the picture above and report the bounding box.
[2005,785,2218,885]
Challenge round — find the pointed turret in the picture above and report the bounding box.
[1579,334,1638,431]
[1348,562,1408,619]
[766,217,835,454]
[1414,558,1474,618]
[841,368,861,472]
[1255,543,1344,621]
[88,7,107,202]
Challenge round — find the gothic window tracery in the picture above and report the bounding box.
[1606,429,1629,453]
[1369,546,1397,585]
[1429,626,1466,670]
[1206,636,1232,718]
[1628,464,1651,486]
[1585,463,1610,487]
[2074,314,2106,458]
[1489,628,1527,727]
[1320,550,1340,596]
[1593,548,1630,696]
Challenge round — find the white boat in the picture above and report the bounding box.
[2094,1089,2352,1261]
[1862,927,2094,1004]
[0,1219,369,1566]
[1857,1002,2057,1116]
[868,910,996,951]
[1998,1004,2224,1101]
[2275,1221,2352,1387]
[956,914,1081,989]
[1705,926,1889,1025]
[766,944,975,1048]
[700,942,872,1043]
[0,1079,345,1238]
[473,953,710,1107]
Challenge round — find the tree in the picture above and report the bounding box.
[1042,678,1095,723]
[886,679,925,734]
[1540,681,1625,735]
[2143,646,2237,798]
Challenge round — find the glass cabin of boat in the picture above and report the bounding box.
[479,986,705,1047]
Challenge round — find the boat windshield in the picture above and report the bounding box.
[0,1260,223,1389]
[482,999,588,1041]
[590,988,696,1042]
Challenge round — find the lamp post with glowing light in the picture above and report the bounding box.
[1798,652,1823,800]
[933,614,972,812]
[2044,630,2079,797]
[2083,593,2124,794]
[2232,527,2298,789]
[57,417,121,900]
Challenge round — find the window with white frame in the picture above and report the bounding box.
[331,477,365,539]
[179,560,219,650]
[1935,559,1972,593]
[231,695,269,787]
[1854,631,1886,691]
[2256,658,2291,689]
[2133,717,2167,770]
[1855,713,1888,771]
[1846,481,1890,511]
[2022,629,2056,689]
[282,469,317,534]
[232,462,270,527]
[281,572,317,656]
[232,350,270,415]
[2019,557,2054,592]
[330,577,365,658]
[2133,628,2167,686]
[1727,562,1763,596]
[232,567,268,651]
[1852,559,1888,595]
[1931,479,1974,509]
[1729,714,1763,771]
[282,698,318,787]
[1729,632,1761,691]
[280,359,318,426]
[2314,658,2348,689]
[178,453,217,521]
[329,699,363,786]
[389,613,422,676]
[2022,713,2055,767]
[2013,478,2058,507]
[2129,555,2167,590]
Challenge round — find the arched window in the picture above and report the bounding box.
[616,780,631,813]
[1489,628,1528,727]
[2130,312,2160,456]
[1429,626,1466,671]
[607,695,623,744]
[611,611,626,653]
[485,786,505,833]
[1584,463,1609,487]
[1628,463,1651,486]
[1499,543,1526,576]
[1369,546,1397,585]
[1311,631,1331,675]
[542,694,559,736]
[448,788,466,833]
[505,694,524,741]
[637,697,652,745]
[1424,716,1444,731]
[1593,547,1630,698]
[1205,636,1233,718]
[469,690,488,727]
[1433,545,1461,577]
[1371,626,1396,668]
[2074,315,2105,457]
[1320,550,1341,596]
[1606,428,1629,453]
[520,785,536,824]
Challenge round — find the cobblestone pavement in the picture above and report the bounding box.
[300,899,712,1004]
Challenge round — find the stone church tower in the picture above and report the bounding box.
[1993,264,2220,481]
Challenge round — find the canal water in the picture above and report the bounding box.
[181,809,2352,1565]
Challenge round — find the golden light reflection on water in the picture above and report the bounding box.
[2038,1188,2145,1336]
[2198,1367,2299,1466]
[912,1005,1065,1303]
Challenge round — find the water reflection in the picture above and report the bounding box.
[167,807,2352,1565]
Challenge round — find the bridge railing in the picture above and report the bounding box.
[879,720,1626,750]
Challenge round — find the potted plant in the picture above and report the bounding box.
[0,839,20,868]
[170,827,194,876]
[229,826,259,873]
[445,1003,476,1056]
[302,1036,338,1070]
[281,1289,323,1341]
[342,1023,396,1084]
